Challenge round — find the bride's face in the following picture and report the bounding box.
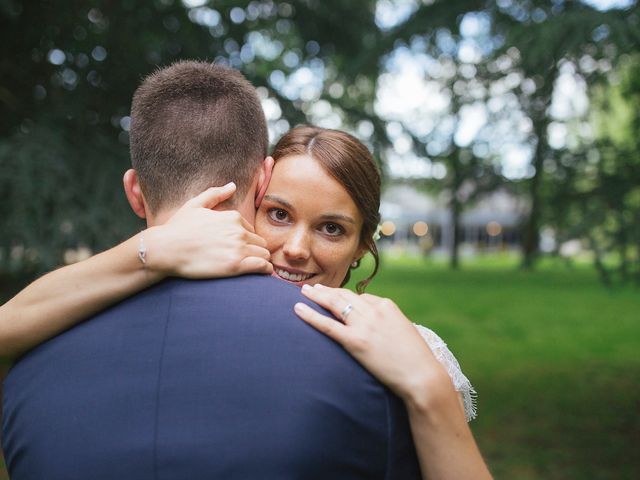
[255,153,365,288]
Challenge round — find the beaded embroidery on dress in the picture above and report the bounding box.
[414,324,477,422]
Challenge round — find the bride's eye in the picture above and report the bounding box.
[320,222,344,237]
[268,208,290,223]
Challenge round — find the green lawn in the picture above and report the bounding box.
[352,254,640,479]
[1,256,638,478]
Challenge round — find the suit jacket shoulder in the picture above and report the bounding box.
[2,275,420,480]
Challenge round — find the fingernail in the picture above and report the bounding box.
[314,283,325,289]
[294,302,307,313]
[301,284,312,292]
[225,182,236,189]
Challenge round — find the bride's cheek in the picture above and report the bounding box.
[316,243,349,285]
[255,225,280,253]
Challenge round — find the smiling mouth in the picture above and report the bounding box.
[273,267,316,283]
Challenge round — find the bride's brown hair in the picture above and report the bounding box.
[271,125,381,293]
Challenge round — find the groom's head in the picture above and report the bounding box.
[124,60,271,225]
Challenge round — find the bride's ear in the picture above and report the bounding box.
[352,244,368,266]
[255,156,275,208]
[123,169,148,219]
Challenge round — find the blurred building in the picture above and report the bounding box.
[379,184,526,257]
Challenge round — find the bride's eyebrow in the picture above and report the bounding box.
[263,194,293,209]
[320,213,356,225]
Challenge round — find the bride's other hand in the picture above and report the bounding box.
[145,183,273,278]
[294,284,453,406]
[295,284,493,480]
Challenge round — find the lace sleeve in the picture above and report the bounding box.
[414,324,477,422]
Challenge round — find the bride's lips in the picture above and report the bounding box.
[272,264,316,285]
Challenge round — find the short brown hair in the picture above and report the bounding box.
[271,126,381,293]
[130,60,268,213]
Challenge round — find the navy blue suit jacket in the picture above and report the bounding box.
[3,275,420,479]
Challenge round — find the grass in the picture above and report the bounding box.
[351,253,640,479]
[1,255,638,478]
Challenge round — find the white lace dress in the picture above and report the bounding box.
[414,324,477,422]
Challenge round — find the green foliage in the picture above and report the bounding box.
[0,118,139,273]
[1,0,640,277]
[545,55,640,284]
[489,1,640,268]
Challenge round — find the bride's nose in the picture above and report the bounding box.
[282,227,312,261]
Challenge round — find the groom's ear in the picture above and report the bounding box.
[123,169,148,219]
[254,156,275,208]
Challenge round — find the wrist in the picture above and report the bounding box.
[401,368,460,417]
[137,227,171,279]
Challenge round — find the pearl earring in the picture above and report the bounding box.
[351,260,359,268]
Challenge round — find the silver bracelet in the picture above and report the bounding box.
[138,233,147,265]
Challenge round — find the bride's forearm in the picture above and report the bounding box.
[0,230,165,359]
[404,372,492,480]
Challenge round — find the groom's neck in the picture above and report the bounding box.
[146,208,177,227]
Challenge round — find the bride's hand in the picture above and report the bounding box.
[144,183,273,278]
[295,285,492,479]
[294,284,454,405]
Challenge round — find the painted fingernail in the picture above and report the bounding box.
[301,284,312,292]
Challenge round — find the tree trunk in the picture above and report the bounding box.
[635,245,640,285]
[521,78,555,270]
[449,151,462,270]
[617,214,629,283]
[521,138,544,269]
[449,196,461,269]
[588,235,612,287]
